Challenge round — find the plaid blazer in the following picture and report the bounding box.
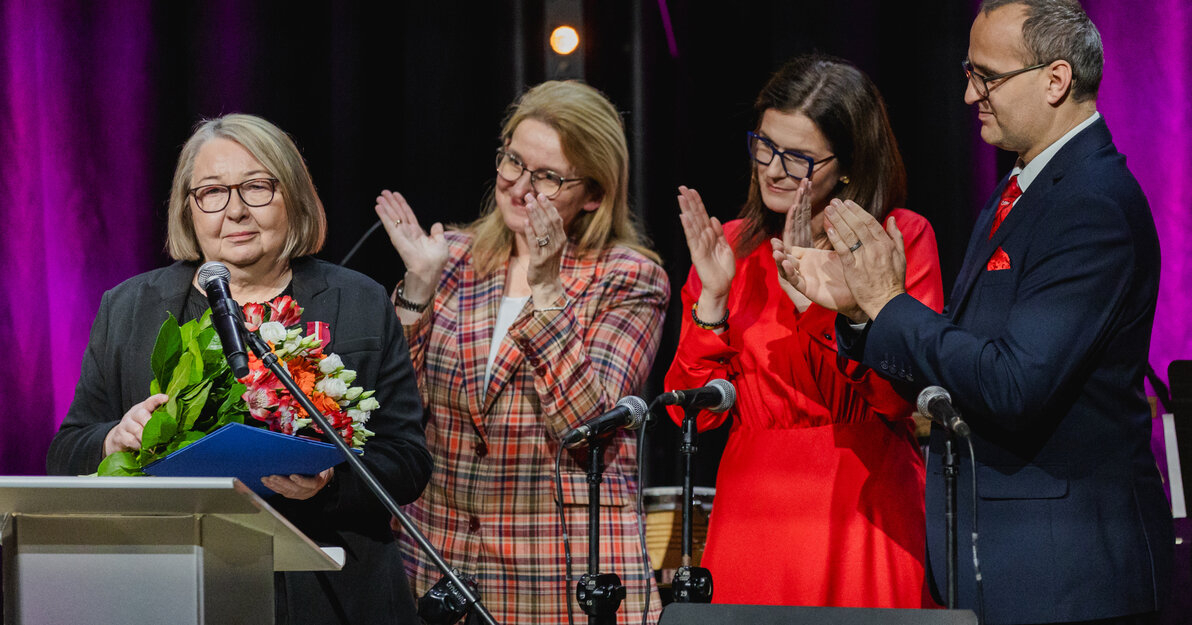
[398,231,669,624]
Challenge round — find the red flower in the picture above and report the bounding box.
[269,295,303,328]
[242,302,266,332]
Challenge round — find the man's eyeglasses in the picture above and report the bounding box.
[189,178,280,213]
[495,149,586,199]
[962,59,1048,99]
[747,132,835,180]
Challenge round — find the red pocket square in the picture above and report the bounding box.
[986,246,1011,271]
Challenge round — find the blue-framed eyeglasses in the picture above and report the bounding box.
[747,131,836,180]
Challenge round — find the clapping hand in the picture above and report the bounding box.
[677,186,735,301]
[771,182,863,319]
[821,198,907,322]
[522,192,568,307]
[375,190,449,302]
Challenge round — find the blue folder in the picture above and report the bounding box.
[143,422,361,498]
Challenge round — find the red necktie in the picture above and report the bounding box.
[989,175,1021,238]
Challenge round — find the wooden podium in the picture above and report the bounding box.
[0,476,342,625]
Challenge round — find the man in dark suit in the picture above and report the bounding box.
[776,1,1173,623]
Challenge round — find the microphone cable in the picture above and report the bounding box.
[635,402,654,625]
[966,434,985,624]
[554,441,577,625]
[338,219,384,266]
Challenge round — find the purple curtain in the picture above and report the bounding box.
[1087,0,1192,389]
[1,1,157,474]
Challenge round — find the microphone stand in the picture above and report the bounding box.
[671,407,712,603]
[244,332,499,625]
[943,430,959,609]
[575,436,625,625]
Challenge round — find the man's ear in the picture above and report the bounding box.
[1045,59,1074,105]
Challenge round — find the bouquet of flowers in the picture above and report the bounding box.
[239,296,377,448]
[97,295,376,477]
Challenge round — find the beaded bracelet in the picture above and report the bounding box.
[691,302,729,330]
[395,282,430,313]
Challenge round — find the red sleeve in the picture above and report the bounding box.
[663,221,749,431]
[893,209,945,313]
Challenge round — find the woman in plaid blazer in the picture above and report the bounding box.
[375,81,669,624]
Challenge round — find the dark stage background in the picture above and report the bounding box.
[2,0,1190,502]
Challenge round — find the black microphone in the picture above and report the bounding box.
[656,379,736,413]
[916,386,972,438]
[561,396,649,448]
[197,261,250,379]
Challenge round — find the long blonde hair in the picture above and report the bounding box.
[466,81,658,275]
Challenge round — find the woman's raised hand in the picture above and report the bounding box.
[523,192,568,307]
[677,186,735,301]
[375,190,448,301]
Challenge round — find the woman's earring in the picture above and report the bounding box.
[840,176,850,185]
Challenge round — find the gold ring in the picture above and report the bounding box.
[394,219,402,226]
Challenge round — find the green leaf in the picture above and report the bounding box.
[166,430,207,453]
[97,451,144,477]
[150,314,182,391]
[187,342,205,384]
[181,379,212,431]
[166,352,195,399]
[141,410,179,449]
[149,378,160,395]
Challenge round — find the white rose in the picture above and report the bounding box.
[338,369,357,384]
[259,321,287,344]
[357,397,380,412]
[316,377,348,399]
[345,386,363,401]
[348,408,371,424]
[319,354,344,374]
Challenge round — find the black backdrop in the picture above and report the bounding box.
[127,0,996,488]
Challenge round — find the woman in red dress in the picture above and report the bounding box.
[665,54,943,608]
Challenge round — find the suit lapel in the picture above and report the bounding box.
[947,176,1008,318]
[945,118,1113,321]
[478,242,597,415]
[459,257,501,427]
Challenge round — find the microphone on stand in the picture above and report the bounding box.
[197,261,250,378]
[561,396,649,449]
[917,386,972,438]
[655,379,736,413]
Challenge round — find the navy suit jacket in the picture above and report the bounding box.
[839,118,1172,624]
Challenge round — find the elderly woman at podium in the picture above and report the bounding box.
[46,113,431,625]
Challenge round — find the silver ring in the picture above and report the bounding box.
[848,240,863,253]
[536,236,550,248]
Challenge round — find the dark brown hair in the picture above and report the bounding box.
[735,54,906,256]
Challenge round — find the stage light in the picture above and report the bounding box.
[544,0,584,79]
[550,25,580,55]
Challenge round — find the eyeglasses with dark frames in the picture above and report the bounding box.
[495,149,586,199]
[189,178,280,213]
[747,131,836,180]
[962,59,1048,98]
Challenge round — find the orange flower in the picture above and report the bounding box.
[312,391,341,415]
[288,358,318,395]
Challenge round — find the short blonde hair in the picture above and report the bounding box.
[166,113,327,261]
[467,81,658,275]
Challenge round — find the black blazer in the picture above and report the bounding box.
[840,118,1173,623]
[47,257,432,624]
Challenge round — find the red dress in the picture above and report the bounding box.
[664,210,944,608]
